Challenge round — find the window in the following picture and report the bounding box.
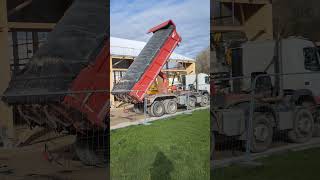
[304,47,320,71]
[205,76,210,84]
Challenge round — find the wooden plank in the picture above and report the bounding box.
[219,0,270,4]
[7,22,55,30]
[161,69,188,72]
[239,4,245,25]
[212,25,244,32]
[112,68,128,71]
[8,0,33,16]
[0,0,14,147]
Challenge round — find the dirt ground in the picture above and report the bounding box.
[110,105,148,128]
[0,133,108,180]
[110,105,193,129]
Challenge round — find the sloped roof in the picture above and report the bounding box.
[111,37,195,62]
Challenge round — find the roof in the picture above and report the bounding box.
[110,37,195,62]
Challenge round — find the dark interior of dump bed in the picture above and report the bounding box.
[2,0,108,104]
[112,25,174,98]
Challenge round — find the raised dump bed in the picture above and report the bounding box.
[2,0,108,105]
[112,20,182,103]
[2,0,109,167]
[2,0,110,131]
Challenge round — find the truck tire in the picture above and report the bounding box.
[187,96,196,109]
[150,100,165,117]
[200,94,209,107]
[74,130,108,167]
[301,101,320,137]
[288,108,314,143]
[250,113,273,153]
[164,99,177,114]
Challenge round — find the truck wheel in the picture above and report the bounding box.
[250,113,273,153]
[150,100,165,117]
[74,130,108,167]
[187,96,196,109]
[301,101,320,137]
[200,94,209,107]
[133,103,144,114]
[164,99,177,114]
[288,108,314,143]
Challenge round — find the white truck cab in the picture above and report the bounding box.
[181,73,210,93]
[242,37,320,99]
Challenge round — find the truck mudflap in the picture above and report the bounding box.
[1,0,109,131]
[112,20,182,103]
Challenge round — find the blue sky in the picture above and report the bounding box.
[110,0,210,58]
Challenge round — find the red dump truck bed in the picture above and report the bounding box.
[112,20,181,103]
[2,0,109,130]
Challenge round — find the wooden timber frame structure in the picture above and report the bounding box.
[0,0,71,146]
[110,53,196,107]
[212,0,273,40]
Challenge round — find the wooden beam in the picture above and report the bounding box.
[112,68,190,72]
[110,56,115,107]
[219,0,270,4]
[162,69,188,72]
[239,4,245,25]
[212,25,244,32]
[0,0,14,147]
[7,22,55,30]
[8,0,33,16]
[112,68,128,71]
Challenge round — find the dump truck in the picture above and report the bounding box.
[212,37,320,152]
[112,20,209,117]
[2,0,109,166]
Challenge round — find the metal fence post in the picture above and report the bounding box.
[245,75,265,167]
[141,93,151,126]
[187,92,189,111]
[186,92,192,115]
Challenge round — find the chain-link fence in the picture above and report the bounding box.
[0,81,210,179]
[0,85,110,179]
[211,71,320,178]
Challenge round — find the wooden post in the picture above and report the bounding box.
[110,56,114,107]
[0,0,15,147]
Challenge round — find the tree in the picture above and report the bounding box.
[195,47,210,74]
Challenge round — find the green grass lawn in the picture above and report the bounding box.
[110,110,210,180]
[212,147,320,180]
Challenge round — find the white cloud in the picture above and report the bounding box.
[111,0,210,58]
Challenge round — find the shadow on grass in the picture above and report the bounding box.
[150,151,174,180]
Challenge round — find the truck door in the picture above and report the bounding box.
[302,47,320,100]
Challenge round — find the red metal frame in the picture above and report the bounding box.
[148,20,176,33]
[62,39,110,127]
[129,20,182,102]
